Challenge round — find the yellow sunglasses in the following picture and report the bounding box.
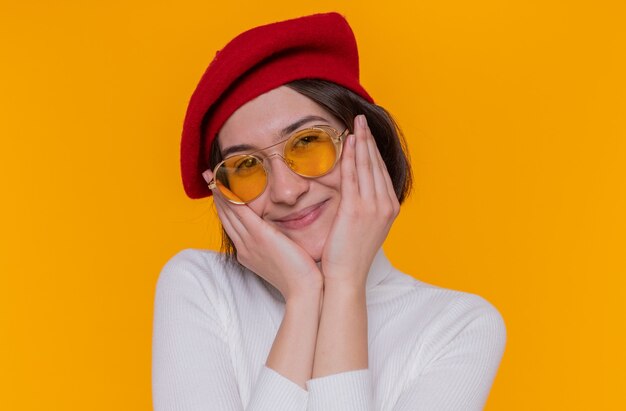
[208,125,349,204]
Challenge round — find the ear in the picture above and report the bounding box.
[202,169,213,184]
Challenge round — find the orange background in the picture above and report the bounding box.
[1,1,625,410]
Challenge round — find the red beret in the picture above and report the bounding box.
[180,12,373,199]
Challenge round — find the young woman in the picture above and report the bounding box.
[152,12,506,411]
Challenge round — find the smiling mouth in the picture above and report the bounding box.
[273,200,328,230]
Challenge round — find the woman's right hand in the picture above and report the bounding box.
[204,170,324,303]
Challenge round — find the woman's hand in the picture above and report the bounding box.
[205,171,324,302]
[320,114,400,288]
[204,172,324,389]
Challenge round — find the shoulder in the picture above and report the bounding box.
[157,248,232,287]
[383,267,506,348]
[160,248,229,272]
[155,248,280,310]
[154,249,244,314]
[434,289,507,345]
[417,280,506,354]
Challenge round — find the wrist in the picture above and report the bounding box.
[323,276,367,296]
[285,286,323,309]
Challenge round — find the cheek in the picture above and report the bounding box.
[316,166,342,192]
[247,196,268,218]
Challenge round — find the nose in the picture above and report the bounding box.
[264,155,309,205]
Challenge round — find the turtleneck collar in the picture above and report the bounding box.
[260,248,395,302]
[366,248,394,291]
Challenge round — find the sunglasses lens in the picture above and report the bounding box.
[215,155,267,203]
[285,128,337,177]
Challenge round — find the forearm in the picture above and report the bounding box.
[266,290,322,389]
[312,280,368,378]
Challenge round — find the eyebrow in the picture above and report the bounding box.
[220,115,331,158]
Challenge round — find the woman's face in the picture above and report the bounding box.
[215,86,345,261]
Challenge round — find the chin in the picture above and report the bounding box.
[293,235,326,263]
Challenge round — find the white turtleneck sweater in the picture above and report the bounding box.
[152,249,506,411]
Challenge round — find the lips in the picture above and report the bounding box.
[273,200,328,230]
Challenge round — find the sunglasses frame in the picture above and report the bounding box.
[208,125,350,204]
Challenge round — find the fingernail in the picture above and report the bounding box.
[349,134,355,146]
[358,114,367,128]
[359,114,367,128]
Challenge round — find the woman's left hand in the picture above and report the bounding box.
[320,114,400,288]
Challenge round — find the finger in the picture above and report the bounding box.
[222,195,267,235]
[368,133,396,203]
[364,122,388,201]
[212,194,247,244]
[213,187,277,244]
[212,190,257,251]
[381,157,398,207]
[373,144,400,215]
[340,132,359,203]
[205,168,250,234]
[354,115,375,199]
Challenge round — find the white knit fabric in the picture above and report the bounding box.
[152,249,506,410]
